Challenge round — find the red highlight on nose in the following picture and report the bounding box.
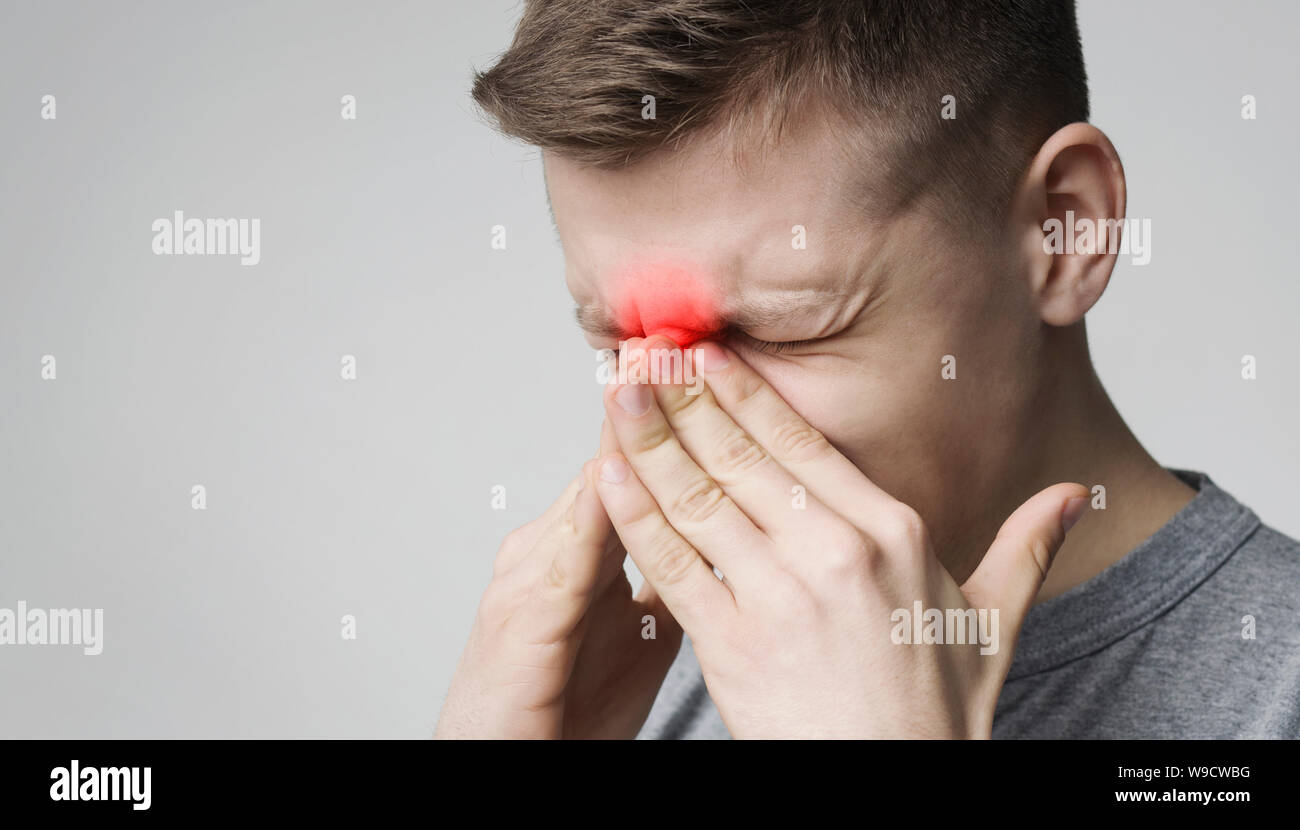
[615,264,719,347]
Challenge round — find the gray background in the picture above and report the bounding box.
[0,0,1295,737]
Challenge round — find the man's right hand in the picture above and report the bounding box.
[434,422,682,739]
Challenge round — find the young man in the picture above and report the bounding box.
[435,1,1300,738]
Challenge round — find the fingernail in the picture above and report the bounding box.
[1061,496,1089,532]
[600,457,629,484]
[615,383,651,415]
[697,342,730,372]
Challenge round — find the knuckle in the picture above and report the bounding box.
[731,370,767,408]
[475,582,516,627]
[491,553,512,578]
[628,420,676,456]
[660,385,705,418]
[1024,535,1053,581]
[671,477,728,524]
[770,419,833,463]
[500,525,530,554]
[879,504,929,553]
[648,532,700,587]
[493,525,534,575]
[623,496,663,530]
[541,556,569,594]
[820,523,875,576]
[715,432,769,475]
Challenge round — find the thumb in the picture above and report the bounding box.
[960,483,1090,627]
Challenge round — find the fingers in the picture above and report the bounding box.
[519,459,619,643]
[638,335,842,546]
[603,341,770,580]
[691,340,898,530]
[961,483,1090,629]
[507,420,620,581]
[594,452,734,637]
[494,470,585,574]
[592,419,632,591]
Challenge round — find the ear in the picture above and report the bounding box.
[1011,123,1127,326]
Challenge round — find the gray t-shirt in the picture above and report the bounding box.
[638,471,1300,739]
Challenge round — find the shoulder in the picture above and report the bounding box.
[1201,522,1300,618]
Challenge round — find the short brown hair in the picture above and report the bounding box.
[472,1,1090,225]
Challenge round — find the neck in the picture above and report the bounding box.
[938,324,1196,601]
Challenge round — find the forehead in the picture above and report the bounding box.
[544,115,891,311]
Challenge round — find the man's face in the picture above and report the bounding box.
[546,115,1047,546]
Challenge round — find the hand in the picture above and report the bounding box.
[435,424,681,739]
[593,336,1089,738]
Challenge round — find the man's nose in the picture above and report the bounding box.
[616,267,720,347]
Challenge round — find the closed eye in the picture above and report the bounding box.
[728,330,825,355]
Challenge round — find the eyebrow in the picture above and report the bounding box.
[573,305,625,338]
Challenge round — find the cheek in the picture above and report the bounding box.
[614,265,721,347]
[752,360,916,468]
[735,360,857,449]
